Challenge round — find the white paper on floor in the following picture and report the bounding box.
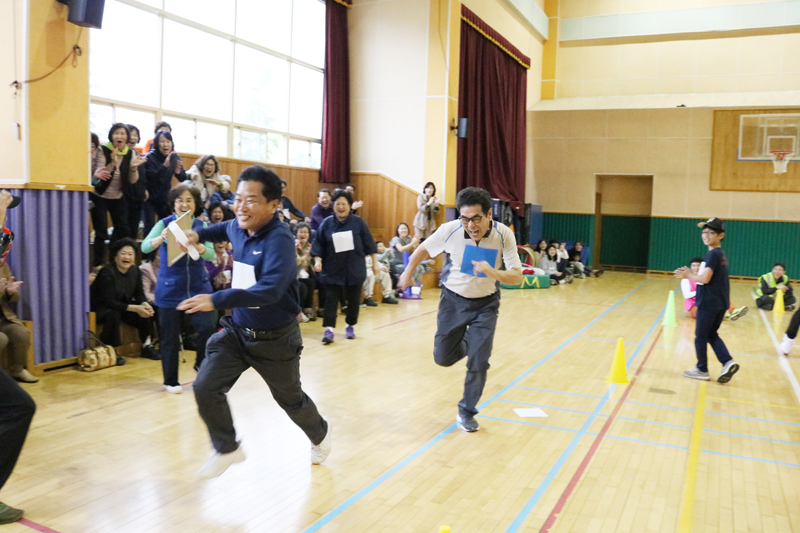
[513,407,548,418]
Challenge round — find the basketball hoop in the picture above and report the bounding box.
[770,151,794,174]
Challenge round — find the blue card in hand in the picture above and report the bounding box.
[461,246,498,277]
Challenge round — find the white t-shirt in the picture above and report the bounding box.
[423,219,521,298]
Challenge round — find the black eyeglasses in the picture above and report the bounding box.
[459,214,485,225]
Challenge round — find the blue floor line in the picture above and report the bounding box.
[614,416,692,430]
[504,389,615,533]
[701,449,800,468]
[300,281,651,533]
[599,434,689,451]
[476,414,580,432]
[619,400,695,412]
[511,386,605,400]
[495,398,599,416]
[655,345,777,359]
[704,429,800,446]
[505,302,664,533]
[706,412,800,427]
[300,423,459,533]
[578,336,643,345]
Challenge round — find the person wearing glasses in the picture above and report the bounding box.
[398,187,522,432]
[0,191,36,525]
[674,218,740,384]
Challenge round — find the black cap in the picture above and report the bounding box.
[698,217,725,233]
[8,196,21,209]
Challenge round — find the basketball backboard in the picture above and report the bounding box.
[739,113,800,160]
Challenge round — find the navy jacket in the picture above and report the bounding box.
[197,215,301,330]
[311,214,377,286]
[281,196,307,220]
[310,203,333,230]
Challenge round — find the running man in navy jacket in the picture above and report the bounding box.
[179,166,330,480]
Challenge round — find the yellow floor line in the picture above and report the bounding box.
[705,395,800,411]
[678,381,707,533]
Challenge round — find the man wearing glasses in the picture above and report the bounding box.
[674,218,740,384]
[399,187,522,432]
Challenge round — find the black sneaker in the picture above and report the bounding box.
[0,501,24,524]
[364,297,378,307]
[787,304,796,312]
[141,345,161,360]
[115,355,126,366]
[382,296,399,304]
[456,413,479,432]
[595,269,605,277]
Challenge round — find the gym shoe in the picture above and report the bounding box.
[311,417,332,465]
[729,306,748,321]
[456,413,479,432]
[780,333,794,356]
[364,297,378,307]
[683,367,710,380]
[11,368,38,383]
[717,360,739,384]
[595,269,605,277]
[382,296,399,304]
[304,308,317,321]
[116,355,126,366]
[788,304,797,311]
[346,325,355,339]
[0,502,23,524]
[195,446,246,481]
[299,312,310,323]
[322,330,334,345]
[141,345,161,360]
[164,385,183,394]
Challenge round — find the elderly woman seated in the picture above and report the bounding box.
[91,238,155,364]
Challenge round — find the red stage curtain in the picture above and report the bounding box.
[320,0,352,184]
[457,5,528,205]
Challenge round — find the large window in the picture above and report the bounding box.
[89,0,324,169]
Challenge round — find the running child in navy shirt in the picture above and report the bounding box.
[674,218,740,383]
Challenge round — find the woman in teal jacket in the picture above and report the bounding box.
[142,183,215,393]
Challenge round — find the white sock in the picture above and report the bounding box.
[326,327,334,332]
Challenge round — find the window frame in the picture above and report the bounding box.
[89,0,324,168]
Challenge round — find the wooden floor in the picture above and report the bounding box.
[4,273,800,533]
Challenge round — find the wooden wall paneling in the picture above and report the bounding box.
[711,108,800,192]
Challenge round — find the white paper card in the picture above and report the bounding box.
[283,209,291,220]
[167,221,200,261]
[232,261,257,290]
[513,408,548,418]
[332,230,355,253]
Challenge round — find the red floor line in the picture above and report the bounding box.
[538,327,664,533]
[373,309,438,330]
[17,519,61,533]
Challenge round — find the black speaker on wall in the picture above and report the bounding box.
[63,0,106,30]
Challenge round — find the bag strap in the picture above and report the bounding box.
[85,330,109,349]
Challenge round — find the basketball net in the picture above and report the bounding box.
[770,151,794,174]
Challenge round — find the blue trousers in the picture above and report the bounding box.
[159,307,216,386]
[434,287,500,417]
[694,307,732,372]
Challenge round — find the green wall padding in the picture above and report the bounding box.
[600,216,650,267]
[542,213,595,265]
[648,217,800,277]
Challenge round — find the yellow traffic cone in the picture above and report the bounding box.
[662,290,677,326]
[439,527,451,533]
[775,288,786,315]
[606,338,630,384]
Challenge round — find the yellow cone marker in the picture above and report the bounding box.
[662,290,677,326]
[439,527,451,533]
[775,288,786,315]
[606,338,630,384]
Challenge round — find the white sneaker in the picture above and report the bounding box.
[683,366,710,380]
[780,334,794,356]
[717,360,739,384]
[11,368,39,383]
[300,312,310,323]
[164,385,183,394]
[195,446,246,481]
[310,417,332,465]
